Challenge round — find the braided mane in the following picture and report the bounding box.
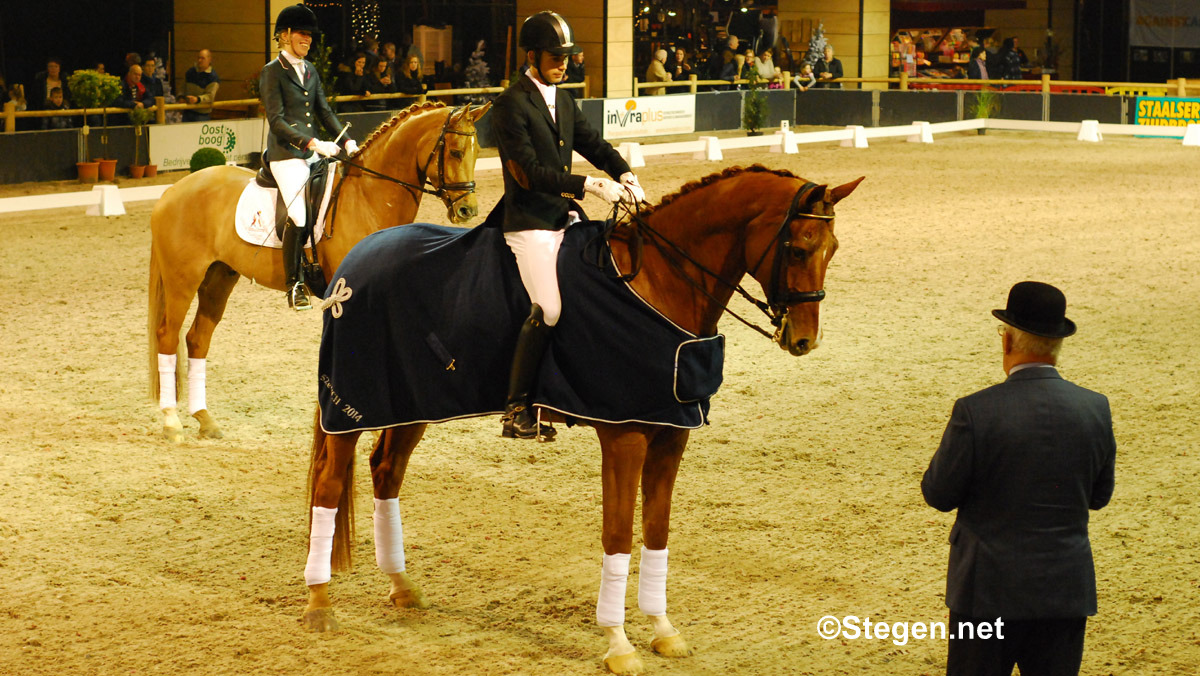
[356,100,447,156]
[656,165,799,209]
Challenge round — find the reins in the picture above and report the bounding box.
[596,181,833,340]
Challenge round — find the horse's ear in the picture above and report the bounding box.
[829,176,865,204]
[472,100,493,120]
[804,184,828,207]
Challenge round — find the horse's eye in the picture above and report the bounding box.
[450,150,465,159]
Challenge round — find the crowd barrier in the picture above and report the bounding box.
[4,117,1197,216]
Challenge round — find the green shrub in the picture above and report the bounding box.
[190,147,227,173]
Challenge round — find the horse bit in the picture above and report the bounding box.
[610,181,834,340]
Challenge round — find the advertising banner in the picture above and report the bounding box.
[1130,0,1200,48]
[602,95,696,139]
[149,119,267,171]
[1135,95,1200,124]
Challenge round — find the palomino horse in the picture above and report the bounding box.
[147,101,489,442]
[301,166,863,675]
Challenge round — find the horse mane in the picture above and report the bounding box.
[650,164,801,213]
[355,100,448,155]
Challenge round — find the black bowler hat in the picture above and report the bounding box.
[992,281,1076,338]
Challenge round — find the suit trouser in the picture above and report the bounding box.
[504,227,568,327]
[946,611,1086,676]
[271,155,319,230]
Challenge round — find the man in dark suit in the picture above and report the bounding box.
[489,10,641,440]
[922,281,1116,676]
[259,4,357,310]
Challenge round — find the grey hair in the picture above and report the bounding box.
[1006,326,1063,359]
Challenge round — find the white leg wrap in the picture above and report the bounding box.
[638,546,668,617]
[304,506,337,586]
[187,358,207,415]
[157,353,177,410]
[596,552,631,627]
[373,497,406,574]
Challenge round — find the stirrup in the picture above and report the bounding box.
[288,282,312,311]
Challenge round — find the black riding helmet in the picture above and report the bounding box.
[275,4,320,37]
[519,11,582,55]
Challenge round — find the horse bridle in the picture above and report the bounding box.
[606,181,833,340]
[337,106,477,211]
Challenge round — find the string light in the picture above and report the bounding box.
[350,0,381,43]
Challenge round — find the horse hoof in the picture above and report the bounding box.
[192,410,224,439]
[300,607,339,633]
[389,587,430,610]
[162,426,184,443]
[603,651,645,676]
[651,633,693,657]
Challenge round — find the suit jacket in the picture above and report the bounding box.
[489,74,630,233]
[259,55,345,162]
[922,367,1116,619]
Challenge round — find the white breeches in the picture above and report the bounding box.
[305,506,338,586]
[271,155,319,229]
[504,228,567,326]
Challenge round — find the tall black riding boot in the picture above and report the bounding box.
[281,220,311,310]
[502,304,556,441]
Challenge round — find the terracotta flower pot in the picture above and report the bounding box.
[130,165,146,179]
[94,158,118,181]
[77,161,100,184]
[144,165,158,178]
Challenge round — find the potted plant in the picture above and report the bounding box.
[742,68,769,136]
[67,69,121,180]
[128,105,153,178]
[970,87,1000,135]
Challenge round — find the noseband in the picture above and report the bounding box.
[604,181,834,341]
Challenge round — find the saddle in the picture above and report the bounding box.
[256,159,333,296]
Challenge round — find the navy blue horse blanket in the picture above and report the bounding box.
[317,219,724,434]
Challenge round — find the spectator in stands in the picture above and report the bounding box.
[565,50,586,99]
[739,48,757,84]
[644,48,671,95]
[714,49,737,91]
[31,57,71,111]
[41,86,74,129]
[141,55,165,102]
[791,62,816,91]
[182,49,219,122]
[814,44,843,88]
[337,52,372,112]
[0,72,9,107]
[118,64,153,120]
[395,54,426,99]
[364,55,394,111]
[998,38,1023,80]
[667,47,692,82]
[755,47,781,83]
[968,46,989,80]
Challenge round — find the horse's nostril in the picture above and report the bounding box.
[796,339,809,352]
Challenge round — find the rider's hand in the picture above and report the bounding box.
[312,139,341,157]
[584,176,625,203]
[619,172,646,204]
[343,139,359,156]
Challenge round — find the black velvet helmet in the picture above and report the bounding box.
[519,11,582,55]
[275,4,320,37]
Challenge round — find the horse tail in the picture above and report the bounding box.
[147,243,165,401]
[308,406,356,573]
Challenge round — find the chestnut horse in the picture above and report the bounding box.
[301,166,863,675]
[147,101,489,442]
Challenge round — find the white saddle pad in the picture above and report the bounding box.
[234,167,337,248]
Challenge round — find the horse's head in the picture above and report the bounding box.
[421,102,490,224]
[745,176,864,356]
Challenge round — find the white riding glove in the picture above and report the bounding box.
[311,139,341,158]
[619,172,646,204]
[584,175,626,203]
[343,139,359,156]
